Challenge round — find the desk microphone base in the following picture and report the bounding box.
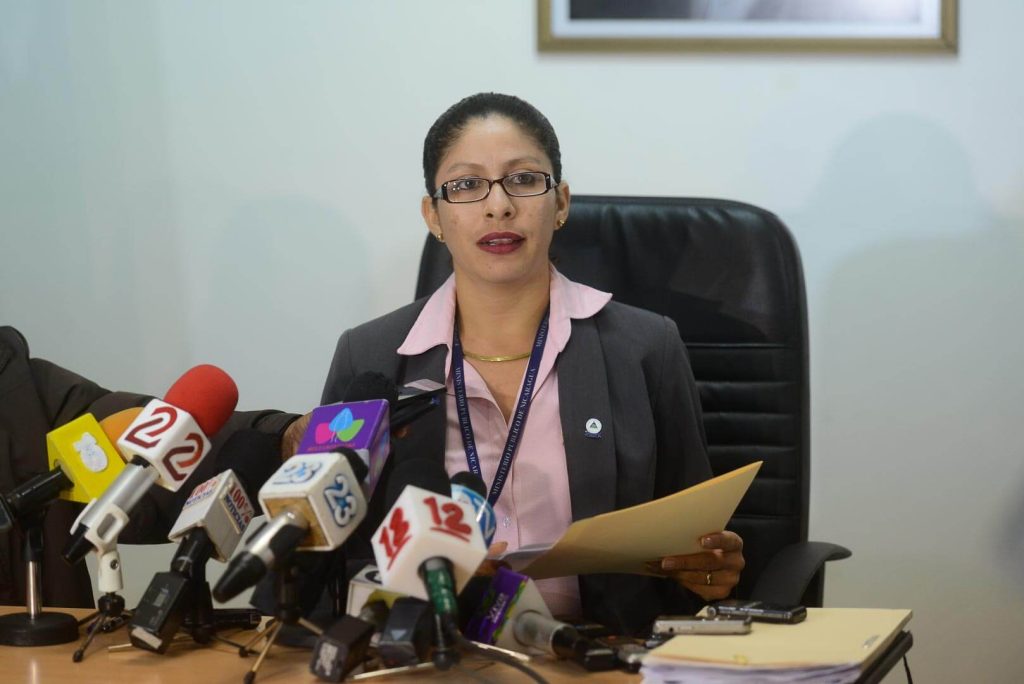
[0,611,79,646]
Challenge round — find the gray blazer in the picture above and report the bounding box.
[322,297,712,633]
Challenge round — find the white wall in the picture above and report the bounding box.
[2,2,1023,681]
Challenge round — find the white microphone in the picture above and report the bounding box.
[370,459,488,670]
[464,568,617,670]
[370,484,487,602]
[212,449,368,602]
[62,365,238,565]
[129,430,279,653]
[463,568,553,654]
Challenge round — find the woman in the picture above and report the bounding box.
[320,93,744,633]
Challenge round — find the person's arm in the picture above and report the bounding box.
[648,316,745,602]
[121,406,302,544]
[31,357,301,543]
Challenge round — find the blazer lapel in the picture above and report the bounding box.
[559,317,616,521]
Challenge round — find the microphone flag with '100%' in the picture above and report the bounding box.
[130,430,281,653]
[212,449,368,603]
[62,365,239,565]
[0,414,126,533]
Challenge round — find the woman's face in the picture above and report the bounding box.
[421,115,570,291]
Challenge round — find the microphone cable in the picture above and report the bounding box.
[452,631,549,684]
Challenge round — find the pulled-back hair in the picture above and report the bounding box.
[423,93,562,197]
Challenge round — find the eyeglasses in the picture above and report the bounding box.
[433,172,555,204]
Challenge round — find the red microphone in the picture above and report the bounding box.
[116,365,238,489]
[63,365,238,565]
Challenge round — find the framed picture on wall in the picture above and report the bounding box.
[538,0,958,53]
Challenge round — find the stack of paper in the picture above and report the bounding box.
[641,608,912,684]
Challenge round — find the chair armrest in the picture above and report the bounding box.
[749,541,851,606]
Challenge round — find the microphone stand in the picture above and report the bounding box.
[237,558,323,684]
[73,543,131,662]
[0,517,79,646]
[181,564,260,648]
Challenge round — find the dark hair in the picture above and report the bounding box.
[423,93,562,197]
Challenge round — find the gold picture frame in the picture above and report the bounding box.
[538,0,958,53]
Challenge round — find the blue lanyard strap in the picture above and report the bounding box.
[451,310,550,507]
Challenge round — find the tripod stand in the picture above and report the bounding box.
[73,545,131,662]
[181,572,261,649]
[237,560,323,684]
[0,519,79,646]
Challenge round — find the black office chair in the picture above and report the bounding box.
[415,195,850,606]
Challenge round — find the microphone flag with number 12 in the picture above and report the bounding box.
[370,485,487,601]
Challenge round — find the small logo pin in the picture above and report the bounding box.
[585,418,603,439]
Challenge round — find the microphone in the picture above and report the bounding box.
[391,380,445,432]
[370,459,488,669]
[212,448,368,603]
[310,590,396,681]
[62,365,238,565]
[96,407,144,459]
[296,372,395,498]
[377,596,434,669]
[449,472,496,547]
[465,568,616,670]
[129,430,280,653]
[0,414,126,531]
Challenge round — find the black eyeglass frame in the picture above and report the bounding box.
[432,172,555,204]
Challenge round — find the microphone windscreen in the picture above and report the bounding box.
[450,471,487,499]
[333,446,369,484]
[384,458,449,510]
[98,407,144,444]
[342,372,398,407]
[215,429,283,504]
[163,364,239,436]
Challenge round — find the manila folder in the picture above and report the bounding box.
[514,461,761,579]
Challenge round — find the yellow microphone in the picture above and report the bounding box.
[0,414,128,531]
[45,414,127,504]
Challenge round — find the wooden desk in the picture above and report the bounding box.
[0,607,634,684]
[0,607,912,683]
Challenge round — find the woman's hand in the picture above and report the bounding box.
[475,541,509,577]
[658,531,745,601]
[281,412,312,460]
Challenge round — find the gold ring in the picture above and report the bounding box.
[705,571,713,586]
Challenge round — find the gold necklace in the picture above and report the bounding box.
[461,349,531,363]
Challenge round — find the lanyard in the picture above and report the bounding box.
[451,310,549,507]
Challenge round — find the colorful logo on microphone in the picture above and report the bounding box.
[314,408,364,444]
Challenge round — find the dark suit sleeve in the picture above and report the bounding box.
[321,331,355,404]
[29,358,299,544]
[119,408,300,544]
[651,315,712,498]
[645,315,714,624]
[29,358,149,427]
